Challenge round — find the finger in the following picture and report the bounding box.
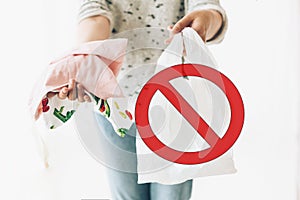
[57,87,69,99]
[172,15,193,34]
[164,35,174,44]
[47,91,56,98]
[83,94,91,102]
[68,79,77,101]
[190,19,207,41]
[164,25,175,44]
[77,84,85,102]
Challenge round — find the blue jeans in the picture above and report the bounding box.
[94,113,193,200]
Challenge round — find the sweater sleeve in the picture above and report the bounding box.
[78,0,114,31]
[185,0,228,44]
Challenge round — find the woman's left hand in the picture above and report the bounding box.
[166,9,223,43]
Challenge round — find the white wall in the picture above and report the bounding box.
[0,0,299,199]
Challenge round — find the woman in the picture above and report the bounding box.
[55,0,227,199]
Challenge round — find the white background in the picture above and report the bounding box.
[0,0,299,199]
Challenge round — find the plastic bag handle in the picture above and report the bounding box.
[181,28,218,68]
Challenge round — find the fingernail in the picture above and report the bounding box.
[84,95,91,102]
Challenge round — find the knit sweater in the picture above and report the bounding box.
[78,0,227,100]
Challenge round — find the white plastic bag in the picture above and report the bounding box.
[136,27,237,184]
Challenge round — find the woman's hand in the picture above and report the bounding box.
[47,15,111,102]
[167,9,223,43]
[47,79,91,102]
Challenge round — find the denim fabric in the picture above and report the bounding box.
[94,113,193,200]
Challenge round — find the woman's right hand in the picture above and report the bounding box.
[46,15,111,102]
[47,79,91,102]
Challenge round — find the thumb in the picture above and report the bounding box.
[172,15,192,34]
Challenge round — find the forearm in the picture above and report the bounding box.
[77,15,110,44]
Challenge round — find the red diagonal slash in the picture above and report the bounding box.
[150,81,220,146]
[135,64,244,165]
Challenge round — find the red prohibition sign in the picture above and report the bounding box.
[135,63,245,165]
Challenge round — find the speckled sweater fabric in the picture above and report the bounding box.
[78,0,227,100]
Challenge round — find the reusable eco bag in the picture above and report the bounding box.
[136,27,237,184]
[29,39,127,131]
[29,39,127,167]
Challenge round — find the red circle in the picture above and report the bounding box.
[135,64,244,165]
